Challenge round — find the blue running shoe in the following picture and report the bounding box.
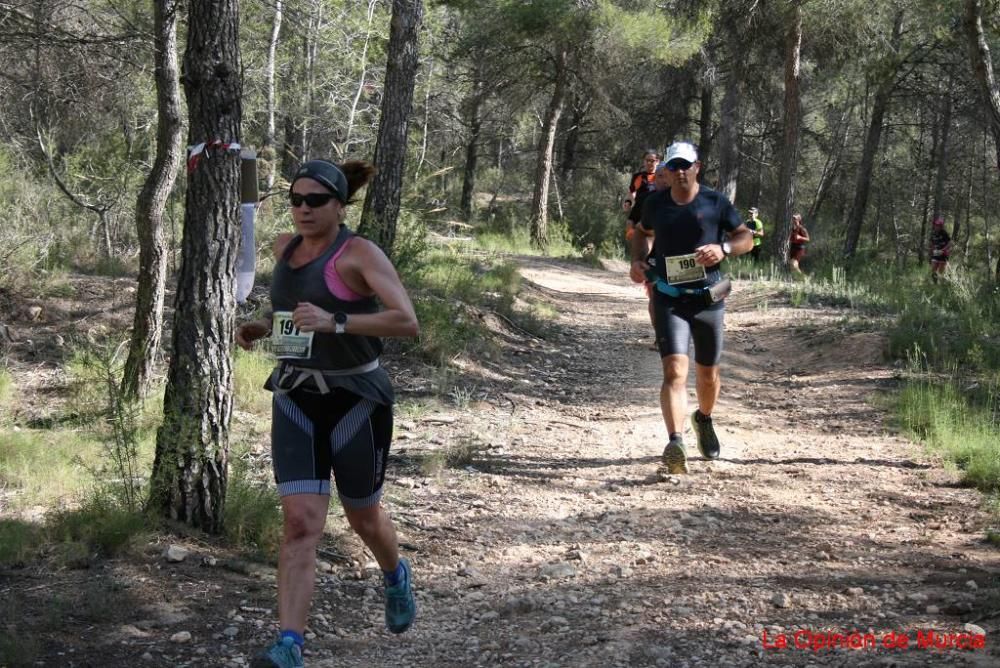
[385,558,416,633]
[251,636,304,668]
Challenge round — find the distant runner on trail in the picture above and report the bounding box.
[630,141,753,474]
[628,162,670,334]
[929,217,952,282]
[622,149,660,221]
[236,159,419,668]
[745,207,764,261]
[788,213,810,275]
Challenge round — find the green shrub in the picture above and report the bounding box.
[233,347,274,416]
[0,519,42,566]
[224,462,283,559]
[46,494,149,559]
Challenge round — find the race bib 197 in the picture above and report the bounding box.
[664,253,706,285]
[272,311,314,359]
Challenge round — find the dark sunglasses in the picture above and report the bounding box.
[289,192,337,208]
[666,160,693,172]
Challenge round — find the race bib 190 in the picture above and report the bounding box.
[272,311,314,359]
[664,253,706,285]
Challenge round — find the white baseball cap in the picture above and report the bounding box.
[664,141,698,164]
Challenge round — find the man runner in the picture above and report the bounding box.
[745,207,764,261]
[629,141,753,473]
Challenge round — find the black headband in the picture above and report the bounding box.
[290,160,348,202]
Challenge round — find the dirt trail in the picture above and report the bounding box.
[4,257,1000,667]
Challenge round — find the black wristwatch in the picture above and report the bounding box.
[721,241,732,257]
[332,311,348,334]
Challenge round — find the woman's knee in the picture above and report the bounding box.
[344,504,384,538]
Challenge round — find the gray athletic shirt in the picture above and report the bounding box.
[267,226,394,405]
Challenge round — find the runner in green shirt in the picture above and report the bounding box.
[745,207,764,261]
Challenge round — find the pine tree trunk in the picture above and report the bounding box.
[261,0,282,193]
[771,1,802,262]
[964,0,1000,169]
[698,79,714,180]
[149,0,242,534]
[931,92,953,221]
[359,0,424,254]
[122,0,184,402]
[716,69,742,202]
[841,9,902,259]
[530,48,568,250]
[460,81,484,221]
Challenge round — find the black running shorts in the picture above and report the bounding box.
[652,295,725,366]
[271,387,392,508]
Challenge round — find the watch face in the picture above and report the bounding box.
[334,311,348,324]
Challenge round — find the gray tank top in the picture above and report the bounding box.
[267,226,393,404]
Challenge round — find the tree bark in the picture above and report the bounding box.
[931,91,953,221]
[121,0,184,402]
[149,0,242,534]
[715,68,742,202]
[359,0,424,254]
[964,0,1000,169]
[771,1,802,262]
[842,10,903,259]
[460,79,485,221]
[529,48,568,250]
[698,78,714,181]
[807,101,852,222]
[261,0,282,193]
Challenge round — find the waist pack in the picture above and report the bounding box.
[645,266,732,306]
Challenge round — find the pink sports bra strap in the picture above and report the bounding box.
[323,238,365,302]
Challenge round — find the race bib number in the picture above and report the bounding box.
[664,253,706,285]
[272,311,314,359]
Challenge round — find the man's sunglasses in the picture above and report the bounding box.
[665,160,693,172]
[289,192,337,208]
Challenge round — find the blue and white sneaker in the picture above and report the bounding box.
[385,558,416,633]
[251,636,304,668]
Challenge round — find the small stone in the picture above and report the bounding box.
[771,593,790,608]
[846,587,864,597]
[925,605,940,615]
[202,556,218,567]
[316,560,334,573]
[480,611,500,623]
[538,563,577,580]
[170,631,192,643]
[141,653,154,661]
[222,626,238,638]
[963,623,986,636]
[966,580,979,590]
[163,545,190,563]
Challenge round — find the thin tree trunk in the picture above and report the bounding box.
[415,57,434,177]
[964,0,1000,169]
[529,48,568,249]
[716,68,742,202]
[698,78,714,180]
[842,9,903,259]
[149,0,242,533]
[261,0,282,193]
[460,80,484,221]
[771,1,802,262]
[931,91,953,221]
[808,101,852,221]
[122,0,184,402]
[358,0,424,253]
[345,0,378,155]
[561,98,588,181]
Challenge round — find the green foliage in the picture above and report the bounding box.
[895,374,1000,494]
[596,0,711,63]
[0,519,43,567]
[233,347,274,417]
[0,365,12,412]
[224,459,283,559]
[46,494,149,559]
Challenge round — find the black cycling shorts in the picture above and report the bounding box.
[652,295,725,366]
[271,387,392,508]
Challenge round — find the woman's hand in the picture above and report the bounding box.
[293,302,334,333]
[236,319,271,350]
